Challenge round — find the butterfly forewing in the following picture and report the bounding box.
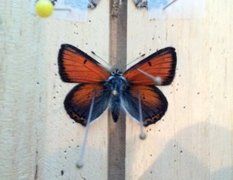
[58,44,110,83]
[123,47,177,85]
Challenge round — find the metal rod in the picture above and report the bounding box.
[163,0,178,11]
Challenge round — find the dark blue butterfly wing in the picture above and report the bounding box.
[121,85,168,126]
[64,83,111,126]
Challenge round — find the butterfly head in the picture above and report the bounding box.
[111,68,123,75]
[105,70,128,96]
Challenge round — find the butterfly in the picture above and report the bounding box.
[58,44,177,127]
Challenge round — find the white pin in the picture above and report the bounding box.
[154,76,162,85]
[76,95,95,168]
[138,94,146,140]
[137,68,162,85]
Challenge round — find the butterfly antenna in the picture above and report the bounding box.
[125,53,146,70]
[138,94,146,140]
[91,51,111,70]
[76,95,95,169]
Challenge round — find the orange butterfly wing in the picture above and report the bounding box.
[58,44,110,83]
[64,83,111,126]
[123,47,177,85]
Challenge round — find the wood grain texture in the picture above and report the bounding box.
[0,0,109,179]
[126,0,233,179]
[0,1,47,179]
[108,0,127,180]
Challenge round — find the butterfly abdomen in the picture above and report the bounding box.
[110,96,121,122]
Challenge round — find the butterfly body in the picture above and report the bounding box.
[104,69,128,122]
[58,44,177,127]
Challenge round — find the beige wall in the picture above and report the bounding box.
[1,0,233,179]
[127,0,233,179]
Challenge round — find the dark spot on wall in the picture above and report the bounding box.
[180,150,183,153]
[148,61,152,66]
[61,170,64,176]
[74,23,78,28]
[197,92,200,95]
[84,59,88,64]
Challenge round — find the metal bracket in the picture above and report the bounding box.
[50,0,101,9]
[88,0,101,9]
[134,0,179,10]
[133,0,148,8]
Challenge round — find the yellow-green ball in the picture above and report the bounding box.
[36,0,54,18]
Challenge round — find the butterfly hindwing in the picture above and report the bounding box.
[58,44,110,83]
[124,47,177,85]
[121,85,168,126]
[64,83,111,126]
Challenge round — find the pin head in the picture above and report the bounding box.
[76,161,84,169]
[36,0,54,18]
[112,89,118,96]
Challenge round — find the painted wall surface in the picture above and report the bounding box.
[126,0,233,179]
[1,0,233,180]
[0,0,109,179]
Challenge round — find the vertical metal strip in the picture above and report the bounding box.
[108,0,127,179]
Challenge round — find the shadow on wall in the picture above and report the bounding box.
[140,122,233,180]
